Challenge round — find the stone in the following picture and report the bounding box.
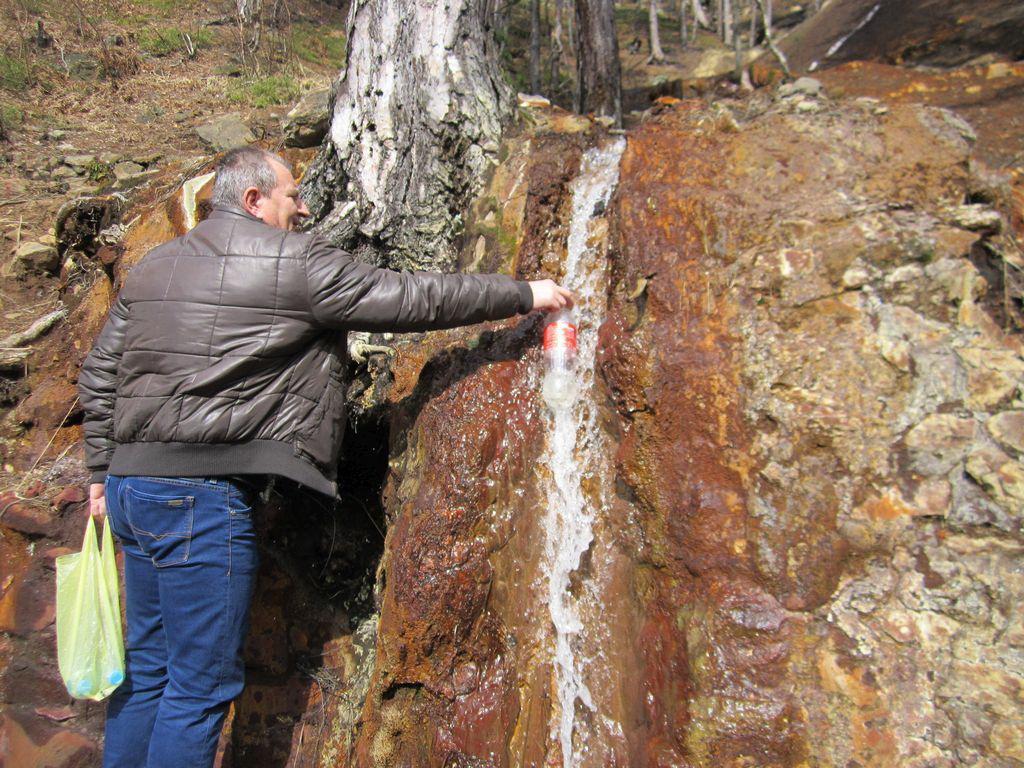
[52,485,87,511]
[904,414,978,474]
[0,570,57,635]
[14,380,80,429]
[133,151,162,166]
[112,163,158,191]
[195,113,256,152]
[780,77,823,98]
[63,154,95,171]
[98,151,120,165]
[795,99,821,114]
[0,493,57,537]
[692,48,756,79]
[986,62,1012,79]
[282,87,331,149]
[912,478,952,516]
[986,411,1024,455]
[65,52,100,81]
[49,166,77,180]
[944,204,1002,233]
[112,161,144,181]
[990,720,1024,761]
[517,93,551,109]
[958,347,1024,409]
[965,446,1024,513]
[13,241,60,274]
[0,712,97,768]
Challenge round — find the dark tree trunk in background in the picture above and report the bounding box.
[530,0,542,92]
[575,0,622,126]
[301,0,515,273]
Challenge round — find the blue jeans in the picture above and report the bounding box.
[102,476,259,768]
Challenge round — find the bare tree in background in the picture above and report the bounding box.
[574,0,622,126]
[301,0,515,273]
[648,0,666,63]
[691,0,710,30]
[754,0,790,76]
[236,0,263,69]
[551,0,566,94]
[722,0,733,44]
[679,0,688,47]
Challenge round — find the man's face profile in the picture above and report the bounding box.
[245,160,311,231]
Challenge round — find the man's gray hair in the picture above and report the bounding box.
[210,147,292,208]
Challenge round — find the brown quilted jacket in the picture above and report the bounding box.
[78,206,533,496]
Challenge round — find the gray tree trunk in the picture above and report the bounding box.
[648,0,666,62]
[691,0,709,29]
[679,0,688,47]
[237,0,261,23]
[574,0,622,126]
[301,0,515,273]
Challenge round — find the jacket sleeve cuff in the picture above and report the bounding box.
[515,281,534,314]
[89,470,107,485]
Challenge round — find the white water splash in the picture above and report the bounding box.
[540,138,625,768]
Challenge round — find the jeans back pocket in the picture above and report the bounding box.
[125,485,195,568]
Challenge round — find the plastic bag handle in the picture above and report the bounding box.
[63,516,100,669]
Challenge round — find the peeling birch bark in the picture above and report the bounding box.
[302,0,514,273]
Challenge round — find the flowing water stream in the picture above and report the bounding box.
[540,138,626,767]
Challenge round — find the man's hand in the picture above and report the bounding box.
[529,280,574,312]
[89,483,106,522]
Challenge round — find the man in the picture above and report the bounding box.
[78,146,572,768]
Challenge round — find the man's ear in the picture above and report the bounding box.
[241,186,262,216]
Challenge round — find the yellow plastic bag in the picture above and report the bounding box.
[55,515,125,700]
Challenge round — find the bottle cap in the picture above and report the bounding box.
[543,318,577,352]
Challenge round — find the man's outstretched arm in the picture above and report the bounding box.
[305,237,571,332]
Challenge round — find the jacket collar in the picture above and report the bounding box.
[207,205,263,223]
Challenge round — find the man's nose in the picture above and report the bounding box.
[297,199,310,218]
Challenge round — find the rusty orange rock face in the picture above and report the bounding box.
[598,103,805,765]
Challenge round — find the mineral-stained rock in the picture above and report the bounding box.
[943,203,1003,233]
[986,410,1024,454]
[0,494,57,537]
[0,712,97,768]
[904,414,978,474]
[958,346,1024,410]
[966,445,1024,513]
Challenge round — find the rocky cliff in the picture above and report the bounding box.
[2,65,1023,768]
[327,86,1023,765]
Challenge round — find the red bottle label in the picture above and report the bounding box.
[543,320,578,352]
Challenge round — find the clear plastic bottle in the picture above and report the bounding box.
[542,310,579,409]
